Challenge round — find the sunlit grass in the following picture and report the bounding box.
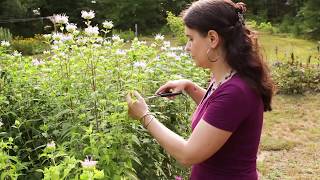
[258,32,320,64]
[258,94,320,179]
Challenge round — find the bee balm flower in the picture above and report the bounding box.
[66,23,77,32]
[102,20,114,29]
[84,26,99,36]
[81,10,95,20]
[81,156,98,168]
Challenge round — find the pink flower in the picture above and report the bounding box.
[175,176,183,180]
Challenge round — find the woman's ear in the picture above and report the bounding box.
[207,30,220,49]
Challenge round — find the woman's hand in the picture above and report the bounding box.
[126,91,149,120]
[156,79,192,100]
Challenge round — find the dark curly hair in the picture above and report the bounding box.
[182,0,274,111]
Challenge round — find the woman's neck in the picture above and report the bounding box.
[211,61,233,83]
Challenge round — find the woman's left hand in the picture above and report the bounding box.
[126,91,149,120]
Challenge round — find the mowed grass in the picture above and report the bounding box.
[258,32,319,64]
[258,94,320,179]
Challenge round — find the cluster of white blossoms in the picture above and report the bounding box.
[116,49,126,56]
[111,35,121,42]
[1,40,10,47]
[81,10,95,20]
[66,23,77,33]
[33,8,40,16]
[81,156,98,168]
[12,50,22,57]
[102,21,113,29]
[32,58,45,66]
[155,34,164,41]
[133,62,147,69]
[85,26,99,36]
[46,141,56,148]
[51,14,69,24]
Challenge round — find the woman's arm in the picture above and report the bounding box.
[144,115,232,167]
[184,81,206,105]
[126,91,232,167]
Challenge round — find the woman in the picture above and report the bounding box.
[126,0,274,179]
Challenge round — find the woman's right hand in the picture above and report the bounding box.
[155,79,192,100]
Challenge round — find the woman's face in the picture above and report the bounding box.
[184,26,211,68]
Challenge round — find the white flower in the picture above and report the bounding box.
[61,34,73,42]
[93,43,101,48]
[12,51,22,57]
[167,52,181,60]
[1,40,10,47]
[133,62,146,69]
[32,59,45,66]
[81,156,98,168]
[155,34,164,41]
[43,34,52,40]
[43,50,50,55]
[76,38,87,45]
[112,35,121,42]
[116,49,126,55]
[52,45,59,50]
[84,26,99,36]
[33,8,40,16]
[91,0,96,3]
[66,23,77,32]
[52,32,64,41]
[81,10,95,20]
[170,46,183,51]
[46,141,56,148]
[102,20,114,29]
[51,14,69,24]
[95,37,103,43]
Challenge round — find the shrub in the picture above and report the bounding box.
[0,27,12,41]
[112,29,135,41]
[166,12,187,45]
[11,36,49,55]
[0,16,204,179]
[272,61,320,94]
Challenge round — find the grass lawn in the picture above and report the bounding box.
[258,33,320,64]
[258,94,320,179]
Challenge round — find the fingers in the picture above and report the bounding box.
[126,93,132,105]
[133,91,143,100]
[155,81,172,94]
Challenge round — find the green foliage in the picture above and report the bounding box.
[0,138,27,179]
[0,27,13,41]
[246,20,278,34]
[112,29,135,41]
[298,0,320,39]
[11,35,49,55]
[166,12,187,45]
[272,60,320,94]
[0,16,205,179]
[258,22,278,34]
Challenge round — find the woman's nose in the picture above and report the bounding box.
[185,42,191,52]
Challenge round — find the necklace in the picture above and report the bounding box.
[201,70,236,104]
[210,70,236,93]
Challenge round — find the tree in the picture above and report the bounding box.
[299,0,320,38]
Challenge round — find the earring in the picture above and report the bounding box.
[206,48,219,62]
